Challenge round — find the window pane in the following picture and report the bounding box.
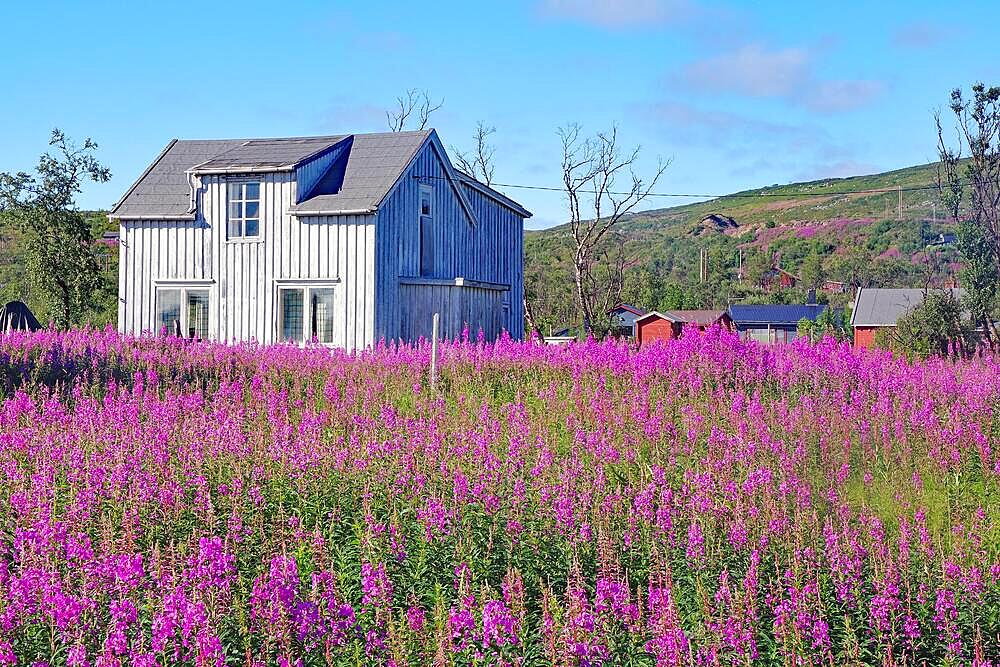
[245,181,260,200]
[245,219,259,237]
[419,215,434,277]
[156,289,181,335]
[228,218,242,238]
[280,289,304,342]
[244,201,259,219]
[420,186,432,216]
[186,290,209,340]
[227,182,242,203]
[229,201,242,219]
[310,288,335,343]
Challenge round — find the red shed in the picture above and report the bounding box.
[850,287,966,349]
[635,310,732,347]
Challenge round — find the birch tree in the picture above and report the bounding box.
[559,124,667,336]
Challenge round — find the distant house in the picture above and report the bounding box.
[635,310,732,347]
[110,130,530,348]
[850,287,966,348]
[762,266,799,290]
[728,303,828,344]
[607,303,647,337]
[821,279,848,294]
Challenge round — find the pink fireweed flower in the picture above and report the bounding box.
[360,562,393,608]
[482,598,519,648]
[406,605,425,633]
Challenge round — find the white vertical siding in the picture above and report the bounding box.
[117,172,375,350]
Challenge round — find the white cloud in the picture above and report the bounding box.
[892,21,952,49]
[796,160,879,181]
[537,0,696,28]
[683,44,811,97]
[679,42,883,113]
[805,80,884,113]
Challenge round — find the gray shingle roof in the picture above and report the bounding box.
[111,139,246,219]
[191,136,346,172]
[850,288,966,327]
[289,131,430,215]
[111,130,531,221]
[111,131,436,219]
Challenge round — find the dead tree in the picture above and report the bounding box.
[453,122,497,186]
[558,124,668,337]
[386,89,443,132]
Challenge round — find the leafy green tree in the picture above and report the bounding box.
[936,83,1000,347]
[659,283,691,311]
[742,248,772,287]
[0,130,110,328]
[798,251,825,291]
[875,290,973,359]
[619,267,656,311]
[797,307,849,342]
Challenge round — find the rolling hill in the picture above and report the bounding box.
[524,162,962,328]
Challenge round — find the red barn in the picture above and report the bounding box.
[635,310,732,347]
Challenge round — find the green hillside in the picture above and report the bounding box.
[524,162,962,330]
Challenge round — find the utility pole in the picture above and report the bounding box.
[699,248,709,283]
[897,185,902,221]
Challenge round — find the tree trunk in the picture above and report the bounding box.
[573,257,590,341]
[55,278,71,330]
[523,297,542,341]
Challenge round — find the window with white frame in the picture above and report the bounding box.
[227,180,260,239]
[278,286,336,343]
[418,184,434,277]
[155,286,210,339]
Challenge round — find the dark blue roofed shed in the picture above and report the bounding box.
[728,304,828,344]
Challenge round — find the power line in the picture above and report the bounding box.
[417,173,946,200]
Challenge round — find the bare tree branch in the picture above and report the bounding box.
[417,92,444,131]
[453,122,497,186]
[559,123,669,337]
[386,89,443,132]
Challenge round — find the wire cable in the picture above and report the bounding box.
[414,173,946,200]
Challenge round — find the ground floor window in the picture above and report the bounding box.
[278,285,336,343]
[155,286,210,339]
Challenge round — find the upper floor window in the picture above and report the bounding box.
[419,184,434,277]
[227,181,260,239]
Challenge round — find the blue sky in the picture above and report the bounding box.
[2,0,998,229]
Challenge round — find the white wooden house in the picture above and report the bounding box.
[110,130,530,349]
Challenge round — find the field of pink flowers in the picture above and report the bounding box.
[0,328,998,666]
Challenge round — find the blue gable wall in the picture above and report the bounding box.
[295,138,352,203]
[373,135,525,341]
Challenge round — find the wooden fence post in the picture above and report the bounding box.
[430,312,439,392]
